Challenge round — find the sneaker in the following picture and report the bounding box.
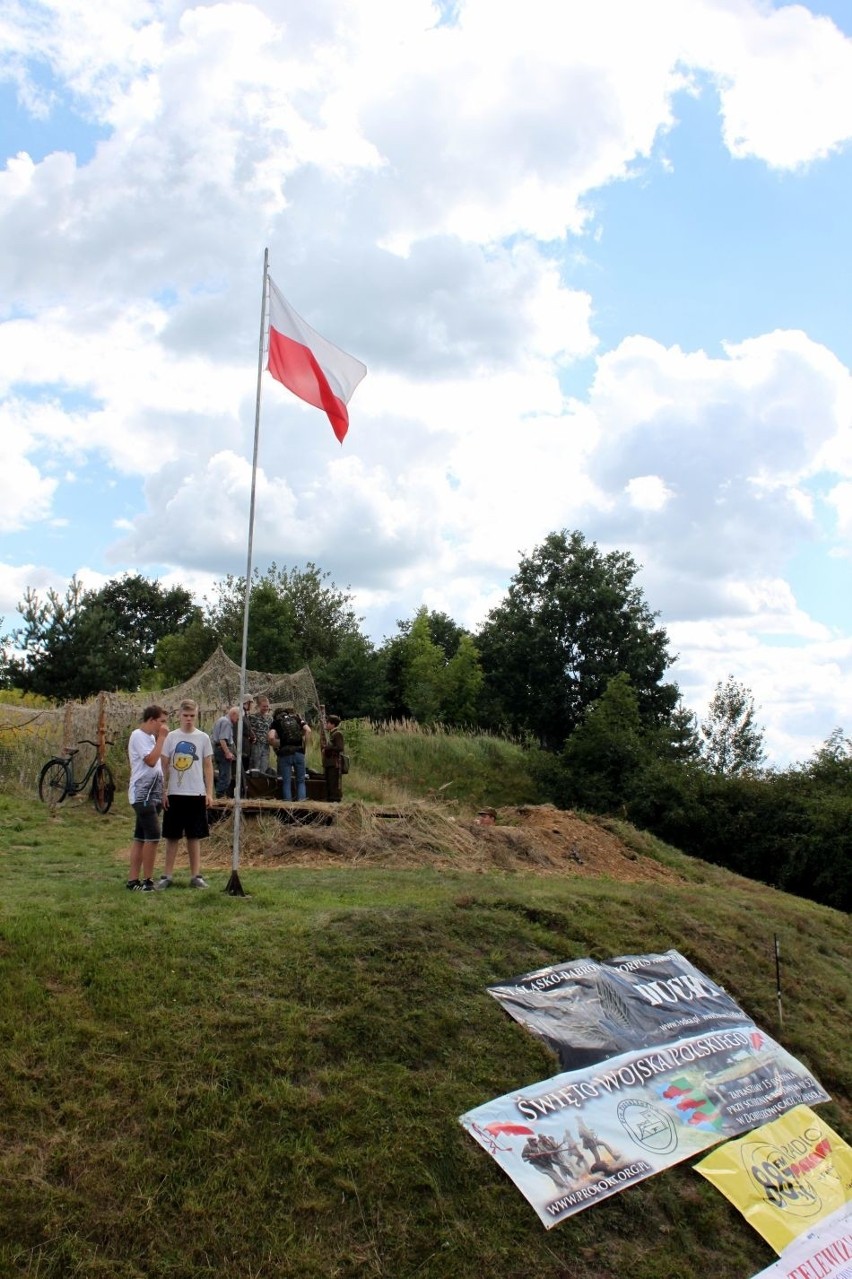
[189,875,208,889]
[155,875,173,890]
[126,878,142,891]
[141,879,156,892]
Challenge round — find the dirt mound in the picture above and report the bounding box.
[201,801,680,884]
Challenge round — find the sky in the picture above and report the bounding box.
[1,0,851,766]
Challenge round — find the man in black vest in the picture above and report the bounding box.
[269,702,310,801]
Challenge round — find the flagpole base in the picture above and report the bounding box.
[224,870,247,897]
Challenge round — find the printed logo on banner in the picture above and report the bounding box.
[742,1134,826,1221]
[616,1100,678,1154]
[697,1107,852,1255]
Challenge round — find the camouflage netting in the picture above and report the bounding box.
[0,647,319,785]
[156,647,319,723]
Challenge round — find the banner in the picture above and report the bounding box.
[489,950,753,1070]
[697,1107,852,1254]
[749,1208,852,1278]
[460,1027,829,1229]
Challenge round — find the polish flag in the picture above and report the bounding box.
[266,276,366,443]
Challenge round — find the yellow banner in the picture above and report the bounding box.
[696,1106,852,1254]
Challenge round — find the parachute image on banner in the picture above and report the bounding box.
[748,1207,852,1279]
[488,949,751,1070]
[696,1106,852,1255]
[460,1026,829,1229]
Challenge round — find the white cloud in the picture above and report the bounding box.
[671,621,852,767]
[690,0,852,168]
[584,330,852,604]
[625,475,673,512]
[3,0,849,309]
[2,0,852,766]
[827,480,852,545]
[0,453,56,533]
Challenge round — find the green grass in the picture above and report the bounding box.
[339,721,545,809]
[0,790,849,1278]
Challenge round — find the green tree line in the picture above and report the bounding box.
[2,531,848,911]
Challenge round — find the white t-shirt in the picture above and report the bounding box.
[162,727,213,796]
[127,727,163,805]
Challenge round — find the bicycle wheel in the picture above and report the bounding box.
[91,763,115,814]
[39,758,71,804]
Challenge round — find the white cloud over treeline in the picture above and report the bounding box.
[1,0,851,763]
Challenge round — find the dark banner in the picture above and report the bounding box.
[489,949,752,1070]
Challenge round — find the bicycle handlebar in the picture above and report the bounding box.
[78,738,115,748]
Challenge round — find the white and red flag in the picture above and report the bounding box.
[266,276,366,443]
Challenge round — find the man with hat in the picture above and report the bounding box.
[269,701,310,801]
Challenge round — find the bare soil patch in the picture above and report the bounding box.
[194,801,681,884]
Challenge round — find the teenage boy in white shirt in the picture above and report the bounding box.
[126,705,169,891]
[157,699,215,889]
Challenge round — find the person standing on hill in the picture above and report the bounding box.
[158,699,214,889]
[126,705,169,891]
[269,702,310,801]
[248,695,273,772]
[211,706,239,798]
[322,713,345,803]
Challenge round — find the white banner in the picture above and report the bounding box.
[460,1025,829,1229]
[750,1208,852,1278]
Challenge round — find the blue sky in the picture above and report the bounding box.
[1,0,850,765]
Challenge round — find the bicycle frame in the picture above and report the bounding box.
[38,738,116,814]
[64,740,106,795]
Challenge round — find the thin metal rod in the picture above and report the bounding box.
[774,934,783,1029]
[231,247,269,874]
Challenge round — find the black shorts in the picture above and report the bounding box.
[162,794,210,841]
[132,801,163,842]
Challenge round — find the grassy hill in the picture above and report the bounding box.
[0,728,849,1279]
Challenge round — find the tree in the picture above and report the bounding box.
[154,615,218,687]
[476,530,678,749]
[0,617,13,688]
[646,699,701,764]
[11,578,133,699]
[204,563,363,671]
[401,608,446,722]
[803,727,852,789]
[699,676,766,775]
[313,633,385,721]
[442,633,485,725]
[10,574,199,700]
[561,673,645,812]
[395,610,466,660]
[90,575,196,669]
[376,609,485,725]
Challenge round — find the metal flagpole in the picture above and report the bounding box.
[225,247,269,897]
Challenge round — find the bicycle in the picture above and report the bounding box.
[38,739,116,814]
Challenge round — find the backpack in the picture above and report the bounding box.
[276,713,304,750]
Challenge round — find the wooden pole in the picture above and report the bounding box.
[96,692,107,763]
